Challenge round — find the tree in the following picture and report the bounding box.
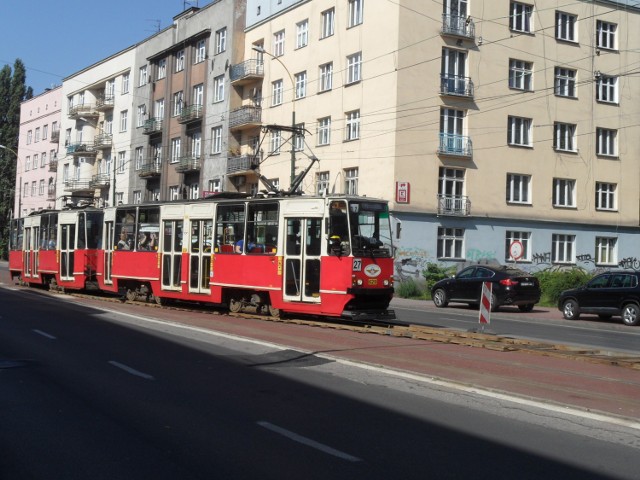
[0,59,31,259]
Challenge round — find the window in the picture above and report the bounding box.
[270,130,282,154]
[554,122,576,152]
[133,191,142,204]
[596,75,618,103]
[33,154,39,170]
[195,39,206,63]
[171,138,181,163]
[344,167,358,195]
[553,178,576,208]
[595,182,617,211]
[189,183,199,200]
[273,30,285,57]
[176,50,185,72]
[192,131,202,157]
[555,67,576,97]
[595,237,617,265]
[35,127,40,143]
[321,9,335,39]
[23,182,28,197]
[139,65,148,86]
[506,174,531,204]
[509,59,532,91]
[348,0,364,27]
[345,110,360,141]
[597,21,617,50]
[27,130,32,144]
[31,182,36,196]
[120,110,128,132]
[137,105,146,127]
[346,52,362,84]
[157,58,167,79]
[193,84,204,107]
[208,179,222,193]
[170,186,180,200]
[319,62,333,92]
[295,71,307,99]
[215,28,227,54]
[173,91,184,116]
[211,126,223,154]
[296,20,308,48]
[556,11,577,42]
[118,151,126,173]
[507,116,532,146]
[437,227,464,259]
[505,231,531,262]
[438,168,465,213]
[272,79,283,106]
[552,234,575,263]
[317,117,331,146]
[596,128,617,157]
[39,179,44,196]
[213,75,225,103]
[25,156,30,171]
[316,171,330,195]
[155,98,165,118]
[510,2,532,33]
[135,147,143,170]
[121,73,130,94]
[41,152,46,168]
[42,125,48,140]
[294,122,305,151]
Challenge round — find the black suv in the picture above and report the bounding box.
[558,271,640,326]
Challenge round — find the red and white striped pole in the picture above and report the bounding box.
[478,281,492,329]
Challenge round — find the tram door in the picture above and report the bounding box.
[161,219,183,290]
[60,223,76,281]
[32,226,40,277]
[24,226,32,278]
[188,219,213,294]
[283,217,322,303]
[104,221,114,285]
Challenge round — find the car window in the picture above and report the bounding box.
[611,274,638,288]
[588,274,610,288]
[476,268,494,279]
[457,268,475,279]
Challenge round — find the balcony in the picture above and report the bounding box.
[438,133,473,158]
[50,130,60,143]
[90,173,110,189]
[229,106,262,131]
[175,155,201,173]
[93,133,113,150]
[48,157,58,172]
[64,179,93,192]
[230,59,264,85]
[139,161,162,178]
[95,94,115,111]
[437,194,471,216]
[227,154,259,175]
[441,14,475,40]
[440,74,474,98]
[68,104,98,119]
[143,118,163,135]
[178,104,203,124]
[66,143,97,156]
[47,185,56,201]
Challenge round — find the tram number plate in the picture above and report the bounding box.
[353,258,362,271]
[368,279,377,286]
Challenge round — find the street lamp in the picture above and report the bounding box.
[252,45,298,189]
[79,117,116,206]
[0,144,21,217]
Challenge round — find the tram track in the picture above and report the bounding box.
[53,289,640,371]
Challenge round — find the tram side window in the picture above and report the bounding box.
[215,204,245,254]
[115,208,136,250]
[137,207,160,251]
[77,213,86,249]
[10,219,23,250]
[246,202,278,254]
[328,200,350,256]
[86,212,104,249]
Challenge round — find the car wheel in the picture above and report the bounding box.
[562,299,580,320]
[490,293,499,312]
[432,288,449,308]
[518,303,534,312]
[621,304,640,326]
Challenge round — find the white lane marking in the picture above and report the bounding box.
[257,421,362,462]
[33,329,57,340]
[108,360,155,380]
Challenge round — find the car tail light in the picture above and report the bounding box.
[500,278,519,286]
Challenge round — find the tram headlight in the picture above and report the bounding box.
[383,279,389,286]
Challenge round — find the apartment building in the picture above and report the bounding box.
[15,86,61,217]
[244,0,640,274]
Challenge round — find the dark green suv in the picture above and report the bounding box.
[558,271,640,326]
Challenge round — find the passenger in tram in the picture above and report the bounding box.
[118,231,131,250]
[137,232,149,250]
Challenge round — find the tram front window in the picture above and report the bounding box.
[348,201,392,257]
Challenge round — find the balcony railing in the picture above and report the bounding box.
[48,158,58,172]
[437,194,471,216]
[143,118,163,135]
[94,133,113,150]
[441,14,475,40]
[174,155,201,173]
[50,130,60,143]
[139,161,162,178]
[66,143,97,156]
[64,179,93,192]
[178,104,203,124]
[229,106,262,130]
[438,133,473,158]
[68,104,98,119]
[230,59,265,85]
[95,94,115,111]
[227,154,259,175]
[440,74,474,98]
[90,173,110,188]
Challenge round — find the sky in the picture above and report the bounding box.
[0,0,204,95]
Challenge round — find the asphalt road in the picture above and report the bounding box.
[2,285,640,479]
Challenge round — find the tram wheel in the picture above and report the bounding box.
[125,289,137,302]
[229,298,243,313]
[268,305,281,318]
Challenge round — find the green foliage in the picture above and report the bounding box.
[422,262,455,293]
[535,268,591,305]
[396,278,424,299]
